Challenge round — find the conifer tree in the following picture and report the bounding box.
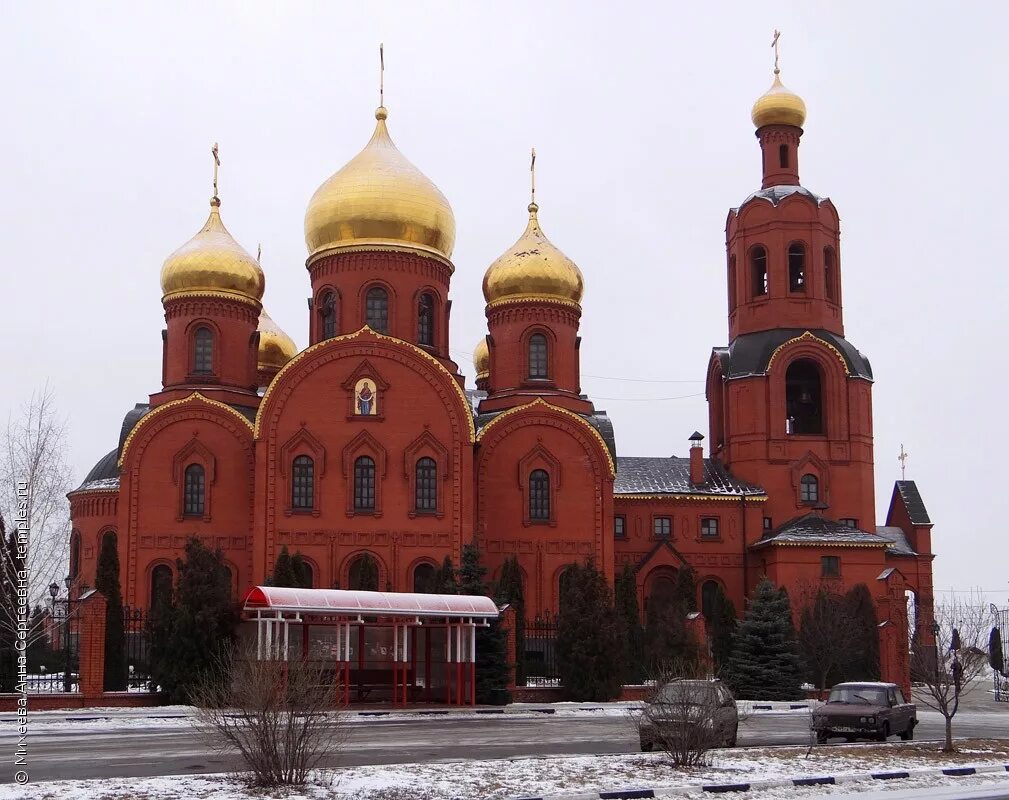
[672,565,698,612]
[709,584,738,672]
[556,561,623,701]
[290,553,313,588]
[148,538,237,703]
[842,582,880,681]
[722,576,804,700]
[435,555,458,594]
[269,546,297,587]
[495,555,526,686]
[95,533,127,690]
[459,543,509,703]
[614,562,645,684]
[350,553,380,591]
[644,568,700,674]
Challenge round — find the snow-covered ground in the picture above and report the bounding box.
[6,741,1009,800]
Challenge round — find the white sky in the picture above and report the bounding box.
[2,2,1006,601]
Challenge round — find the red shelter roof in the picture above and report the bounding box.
[241,586,499,619]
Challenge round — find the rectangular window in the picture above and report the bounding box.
[653,517,671,539]
[700,517,719,538]
[614,516,625,539]
[821,556,840,578]
[763,517,772,532]
[840,518,858,529]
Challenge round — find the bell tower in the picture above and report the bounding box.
[707,40,876,533]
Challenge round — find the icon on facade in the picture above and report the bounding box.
[355,378,377,416]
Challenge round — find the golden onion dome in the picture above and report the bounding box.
[257,309,298,375]
[160,199,265,303]
[304,106,456,262]
[751,72,807,129]
[482,203,584,308]
[474,336,489,381]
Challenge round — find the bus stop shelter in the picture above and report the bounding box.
[240,586,500,707]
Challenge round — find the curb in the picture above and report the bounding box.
[512,763,1009,799]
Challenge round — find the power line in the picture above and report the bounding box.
[591,392,706,402]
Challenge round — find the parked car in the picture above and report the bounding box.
[811,681,916,744]
[639,679,738,751]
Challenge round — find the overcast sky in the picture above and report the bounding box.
[2,2,1006,602]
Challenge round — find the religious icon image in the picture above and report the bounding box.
[355,378,377,416]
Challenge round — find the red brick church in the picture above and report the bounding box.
[67,59,935,687]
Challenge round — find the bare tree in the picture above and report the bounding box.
[190,644,347,786]
[796,582,860,691]
[909,595,989,753]
[0,386,73,650]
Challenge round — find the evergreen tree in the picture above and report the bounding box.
[722,577,803,700]
[495,556,526,686]
[290,553,312,588]
[148,538,237,703]
[644,569,700,674]
[459,543,510,703]
[841,583,880,681]
[350,553,380,591]
[269,546,297,587]
[94,533,127,690]
[434,556,458,594]
[709,584,738,672]
[556,561,623,701]
[672,566,698,612]
[614,562,645,684]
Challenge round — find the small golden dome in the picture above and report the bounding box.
[257,309,298,375]
[161,199,265,303]
[482,204,584,308]
[304,107,456,262]
[474,336,489,381]
[751,73,807,129]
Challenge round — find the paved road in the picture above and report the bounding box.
[2,709,1007,784]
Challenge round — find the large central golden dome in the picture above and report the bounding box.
[304,107,456,262]
[482,203,584,308]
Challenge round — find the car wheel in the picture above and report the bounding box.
[816,732,828,745]
[878,723,890,742]
[900,721,914,741]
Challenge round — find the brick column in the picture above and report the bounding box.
[77,590,108,699]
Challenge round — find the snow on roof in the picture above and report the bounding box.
[241,586,500,619]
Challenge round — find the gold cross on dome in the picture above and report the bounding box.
[898,443,910,480]
[211,142,220,200]
[771,29,781,74]
[379,43,385,107]
[530,147,537,206]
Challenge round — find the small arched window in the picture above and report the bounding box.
[321,291,337,339]
[528,333,548,379]
[750,246,768,297]
[353,456,376,512]
[779,144,790,168]
[417,292,434,347]
[291,455,314,510]
[183,464,205,516]
[788,242,806,292]
[413,562,438,593]
[150,564,173,609]
[701,580,720,619]
[192,326,214,375]
[728,255,737,312]
[348,553,380,591]
[298,560,314,589]
[786,359,824,435]
[415,457,437,512]
[69,531,82,583]
[800,473,819,503]
[824,247,837,302]
[365,287,389,334]
[529,469,550,521]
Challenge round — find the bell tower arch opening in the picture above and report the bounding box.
[785,359,824,435]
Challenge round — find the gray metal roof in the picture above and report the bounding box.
[876,525,918,556]
[711,329,873,382]
[895,481,932,525]
[733,184,825,213]
[756,513,890,547]
[615,456,765,497]
[475,409,618,462]
[73,448,120,493]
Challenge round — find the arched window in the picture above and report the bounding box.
[183,464,205,516]
[824,247,837,302]
[417,292,434,347]
[297,560,314,589]
[788,242,806,292]
[779,143,790,168]
[192,326,214,374]
[750,246,768,297]
[701,580,720,619]
[528,333,548,379]
[291,455,314,510]
[800,473,819,503]
[413,562,437,593]
[785,359,824,434]
[365,287,389,334]
[728,255,737,312]
[69,531,81,583]
[321,291,337,339]
[150,564,172,609]
[415,457,437,512]
[348,553,379,591]
[529,469,550,521]
[353,456,376,512]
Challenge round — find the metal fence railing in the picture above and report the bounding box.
[123,606,153,691]
[523,612,559,687]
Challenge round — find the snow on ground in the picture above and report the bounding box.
[5,740,1009,800]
